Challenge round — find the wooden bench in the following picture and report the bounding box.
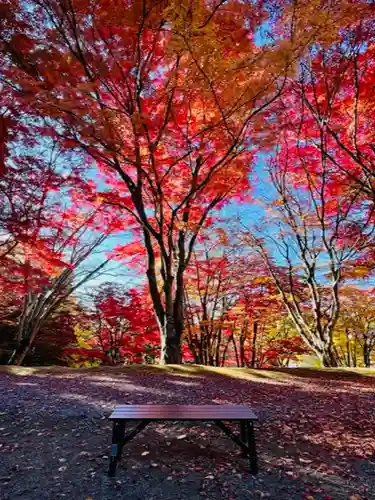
[108,404,258,477]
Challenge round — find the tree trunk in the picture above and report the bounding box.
[345,329,351,367]
[147,266,183,365]
[363,337,371,367]
[319,346,339,367]
[186,334,200,364]
[352,336,357,367]
[232,337,240,367]
[364,345,370,368]
[221,334,233,367]
[9,337,33,366]
[239,319,248,367]
[8,318,41,366]
[159,314,182,364]
[239,336,245,367]
[215,328,222,367]
[160,336,181,364]
[251,321,258,368]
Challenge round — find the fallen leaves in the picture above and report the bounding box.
[285,471,298,479]
[0,367,374,500]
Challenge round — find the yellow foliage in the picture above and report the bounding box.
[67,354,102,369]
[74,326,94,348]
[351,266,370,278]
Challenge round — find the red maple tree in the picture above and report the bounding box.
[64,284,159,365]
[0,0,318,363]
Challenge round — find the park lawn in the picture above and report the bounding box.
[0,366,374,499]
[1,363,375,378]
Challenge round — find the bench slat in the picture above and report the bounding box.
[109,404,257,421]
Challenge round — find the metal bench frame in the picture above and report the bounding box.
[108,404,258,477]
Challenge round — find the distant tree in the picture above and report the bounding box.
[64,284,159,365]
[25,298,80,366]
[3,205,118,366]
[258,317,309,367]
[184,236,241,366]
[335,286,375,367]
[183,232,308,367]
[247,135,375,366]
[287,29,375,204]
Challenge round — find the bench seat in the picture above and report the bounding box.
[108,404,258,477]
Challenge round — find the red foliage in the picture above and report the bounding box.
[261,336,310,368]
[64,285,160,365]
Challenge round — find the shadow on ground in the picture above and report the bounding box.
[0,367,374,500]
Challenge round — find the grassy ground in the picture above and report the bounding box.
[0,366,374,499]
[1,364,375,378]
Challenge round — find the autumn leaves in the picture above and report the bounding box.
[1,1,375,366]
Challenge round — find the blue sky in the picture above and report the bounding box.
[78,147,375,299]
[79,153,274,296]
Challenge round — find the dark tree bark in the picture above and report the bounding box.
[363,342,370,368]
[346,329,351,367]
[233,336,240,367]
[239,319,249,367]
[10,337,34,366]
[251,320,258,368]
[320,348,339,368]
[363,332,374,368]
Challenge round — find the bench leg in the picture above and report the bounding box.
[108,419,126,477]
[246,421,258,474]
[240,421,248,457]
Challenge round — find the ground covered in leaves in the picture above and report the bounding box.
[0,366,374,500]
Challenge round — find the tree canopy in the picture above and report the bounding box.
[1,0,375,367]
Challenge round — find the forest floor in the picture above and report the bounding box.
[0,366,374,500]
